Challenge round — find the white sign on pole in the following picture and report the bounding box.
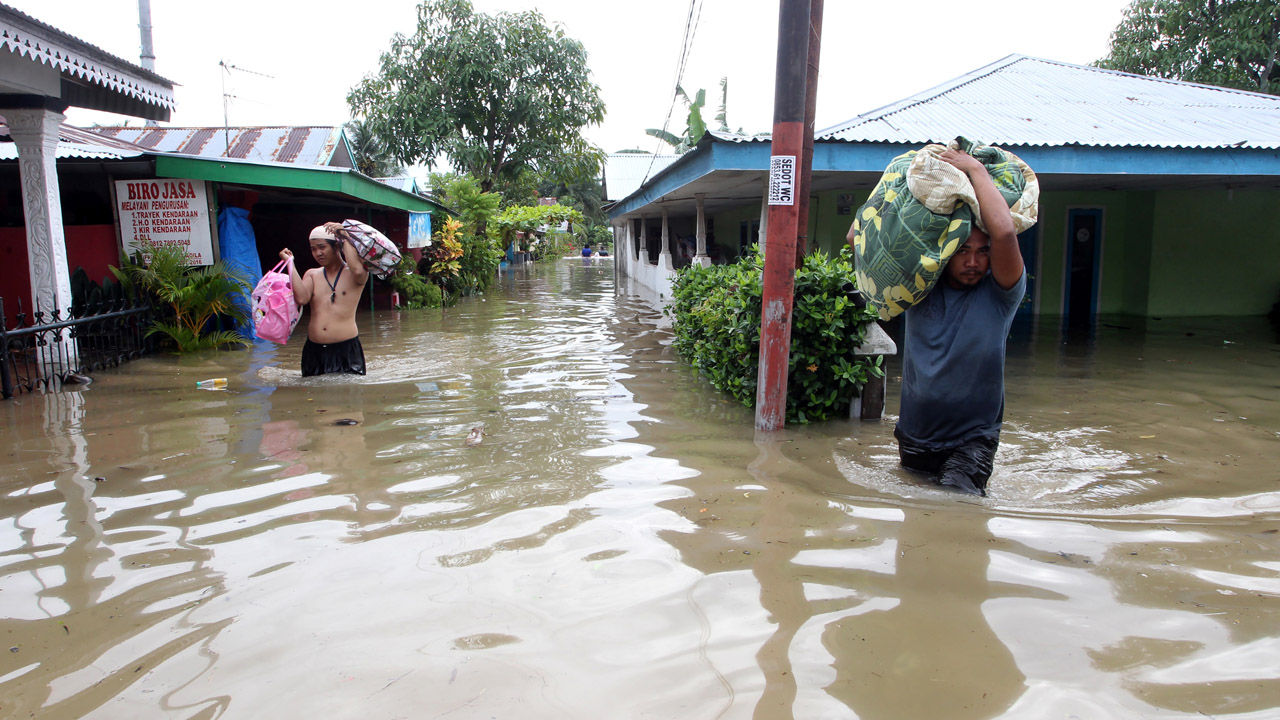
[767,155,797,206]
[115,179,214,265]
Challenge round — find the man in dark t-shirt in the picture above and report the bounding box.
[893,149,1025,497]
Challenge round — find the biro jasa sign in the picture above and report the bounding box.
[115,179,213,266]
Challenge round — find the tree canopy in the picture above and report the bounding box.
[348,0,607,193]
[489,203,585,251]
[345,119,403,178]
[1096,0,1280,95]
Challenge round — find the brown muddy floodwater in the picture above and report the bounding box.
[2,258,1279,719]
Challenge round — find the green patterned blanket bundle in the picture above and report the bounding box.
[850,137,1039,320]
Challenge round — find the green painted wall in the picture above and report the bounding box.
[719,182,1279,318]
[1120,192,1156,317]
[1021,191,1157,316]
[711,203,764,257]
[711,193,830,259]
[814,188,872,257]
[1148,189,1280,316]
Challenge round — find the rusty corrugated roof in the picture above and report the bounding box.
[87,126,349,166]
[0,121,150,159]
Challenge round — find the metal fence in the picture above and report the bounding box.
[1,297,153,399]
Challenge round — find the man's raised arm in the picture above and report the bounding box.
[940,149,1022,290]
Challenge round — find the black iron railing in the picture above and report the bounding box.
[1,297,153,399]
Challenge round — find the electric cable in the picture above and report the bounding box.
[640,0,704,187]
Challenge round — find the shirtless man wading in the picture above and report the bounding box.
[279,223,369,377]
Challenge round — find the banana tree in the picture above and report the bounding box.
[645,86,708,153]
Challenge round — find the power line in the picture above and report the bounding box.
[641,0,704,187]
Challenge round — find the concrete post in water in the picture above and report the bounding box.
[850,324,896,420]
[755,0,813,431]
[695,193,710,267]
[7,104,77,369]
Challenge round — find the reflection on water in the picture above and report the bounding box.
[1,259,1278,718]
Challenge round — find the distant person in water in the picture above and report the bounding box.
[851,148,1025,497]
[279,223,369,377]
[581,243,594,257]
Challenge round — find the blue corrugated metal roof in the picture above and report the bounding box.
[376,176,422,194]
[604,152,682,201]
[819,55,1280,150]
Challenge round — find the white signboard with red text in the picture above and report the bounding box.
[115,179,214,266]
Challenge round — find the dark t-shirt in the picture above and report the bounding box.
[896,271,1026,450]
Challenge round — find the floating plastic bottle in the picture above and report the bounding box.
[195,378,227,389]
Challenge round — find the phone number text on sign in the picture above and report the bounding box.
[768,155,796,206]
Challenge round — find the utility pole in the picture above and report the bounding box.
[755,0,815,431]
[137,0,157,127]
[795,0,823,268]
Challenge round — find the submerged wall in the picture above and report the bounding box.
[1147,189,1278,317]
[620,179,1279,319]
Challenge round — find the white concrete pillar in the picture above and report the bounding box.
[638,214,648,263]
[8,107,72,316]
[759,185,770,256]
[7,107,77,367]
[660,208,669,257]
[658,207,674,271]
[695,193,711,267]
[695,194,707,257]
[619,220,634,278]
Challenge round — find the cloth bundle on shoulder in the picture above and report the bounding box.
[850,137,1038,320]
[252,257,302,344]
[342,219,402,279]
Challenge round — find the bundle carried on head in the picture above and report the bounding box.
[340,219,402,279]
[850,137,1039,320]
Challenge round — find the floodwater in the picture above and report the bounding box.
[2,258,1278,719]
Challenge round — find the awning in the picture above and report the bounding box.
[153,153,450,215]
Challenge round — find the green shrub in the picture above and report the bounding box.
[457,231,502,294]
[533,231,578,261]
[666,246,883,424]
[110,241,251,352]
[388,257,443,308]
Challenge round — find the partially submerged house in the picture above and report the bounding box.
[0,122,448,327]
[0,2,447,327]
[609,55,1280,321]
[0,3,174,325]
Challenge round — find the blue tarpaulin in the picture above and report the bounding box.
[218,207,262,340]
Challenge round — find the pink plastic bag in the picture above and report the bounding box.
[252,258,301,344]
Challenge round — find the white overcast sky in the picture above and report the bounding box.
[14,0,1133,158]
